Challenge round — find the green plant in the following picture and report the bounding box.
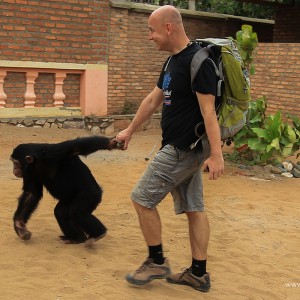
[232,96,300,165]
[286,113,300,158]
[235,24,258,75]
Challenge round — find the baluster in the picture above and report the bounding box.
[0,70,7,107]
[53,71,67,106]
[24,71,38,107]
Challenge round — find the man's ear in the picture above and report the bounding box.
[25,155,35,164]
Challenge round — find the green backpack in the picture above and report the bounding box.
[190,38,250,148]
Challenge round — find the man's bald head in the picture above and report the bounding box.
[150,5,182,25]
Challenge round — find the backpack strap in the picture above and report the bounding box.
[189,46,223,149]
[190,47,221,92]
[190,47,210,87]
[214,58,223,98]
[164,56,172,72]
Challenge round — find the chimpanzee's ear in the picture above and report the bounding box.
[25,155,35,164]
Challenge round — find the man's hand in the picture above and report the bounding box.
[202,154,224,180]
[115,128,133,150]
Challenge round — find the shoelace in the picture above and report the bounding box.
[135,260,151,274]
[179,268,191,278]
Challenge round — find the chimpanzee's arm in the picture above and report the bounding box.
[13,180,43,241]
[44,136,119,160]
[13,190,42,224]
[70,136,118,156]
[41,136,122,162]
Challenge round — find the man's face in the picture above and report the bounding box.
[148,15,170,52]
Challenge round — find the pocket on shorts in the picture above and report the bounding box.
[143,169,175,203]
[131,158,176,207]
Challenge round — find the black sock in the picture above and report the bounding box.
[148,244,164,265]
[191,258,206,277]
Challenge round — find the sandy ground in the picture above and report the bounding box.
[0,124,299,300]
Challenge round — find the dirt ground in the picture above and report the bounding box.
[0,124,299,300]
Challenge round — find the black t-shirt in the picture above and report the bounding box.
[157,42,217,150]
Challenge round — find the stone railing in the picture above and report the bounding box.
[0,68,82,108]
[0,61,108,116]
[0,60,161,134]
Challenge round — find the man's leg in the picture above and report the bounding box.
[166,158,211,292]
[187,211,210,260]
[126,145,182,285]
[125,201,171,285]
[133,201,162,246]
[167,211,211,292]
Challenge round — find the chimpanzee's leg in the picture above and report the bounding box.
[70,191,107,240]
[54,201,87,243]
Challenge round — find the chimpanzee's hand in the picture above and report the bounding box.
[108,138,125,150]
[14,220,32,241]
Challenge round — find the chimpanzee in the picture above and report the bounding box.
[10,135,123,245]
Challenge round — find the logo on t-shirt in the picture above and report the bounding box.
[163,72,172,106]
[163,72,171,89]
[163,90,172,105]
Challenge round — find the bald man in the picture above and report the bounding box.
[116,5,224,292]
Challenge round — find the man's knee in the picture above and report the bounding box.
[132,199,155,212]
[186,211,208,222]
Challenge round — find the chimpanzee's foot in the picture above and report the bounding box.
[63,239,86,244]
[59,235,87,244]
[84,232,107,248]
[14,223,32,241]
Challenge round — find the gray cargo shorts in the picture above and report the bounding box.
[131,144,205,214]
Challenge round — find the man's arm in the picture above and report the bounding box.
[197,92,224,180]
[116,86,163,149]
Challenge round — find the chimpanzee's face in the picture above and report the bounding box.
[10,157,23,178]
[10,144,36,178]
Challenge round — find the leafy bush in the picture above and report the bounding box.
[231,96,300,165]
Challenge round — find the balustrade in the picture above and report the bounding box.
[0,68,81,108]
[0,61,108,116]
[0,70,7,107]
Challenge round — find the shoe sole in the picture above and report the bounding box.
[126,272,170,286]
[166,277,210,292]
